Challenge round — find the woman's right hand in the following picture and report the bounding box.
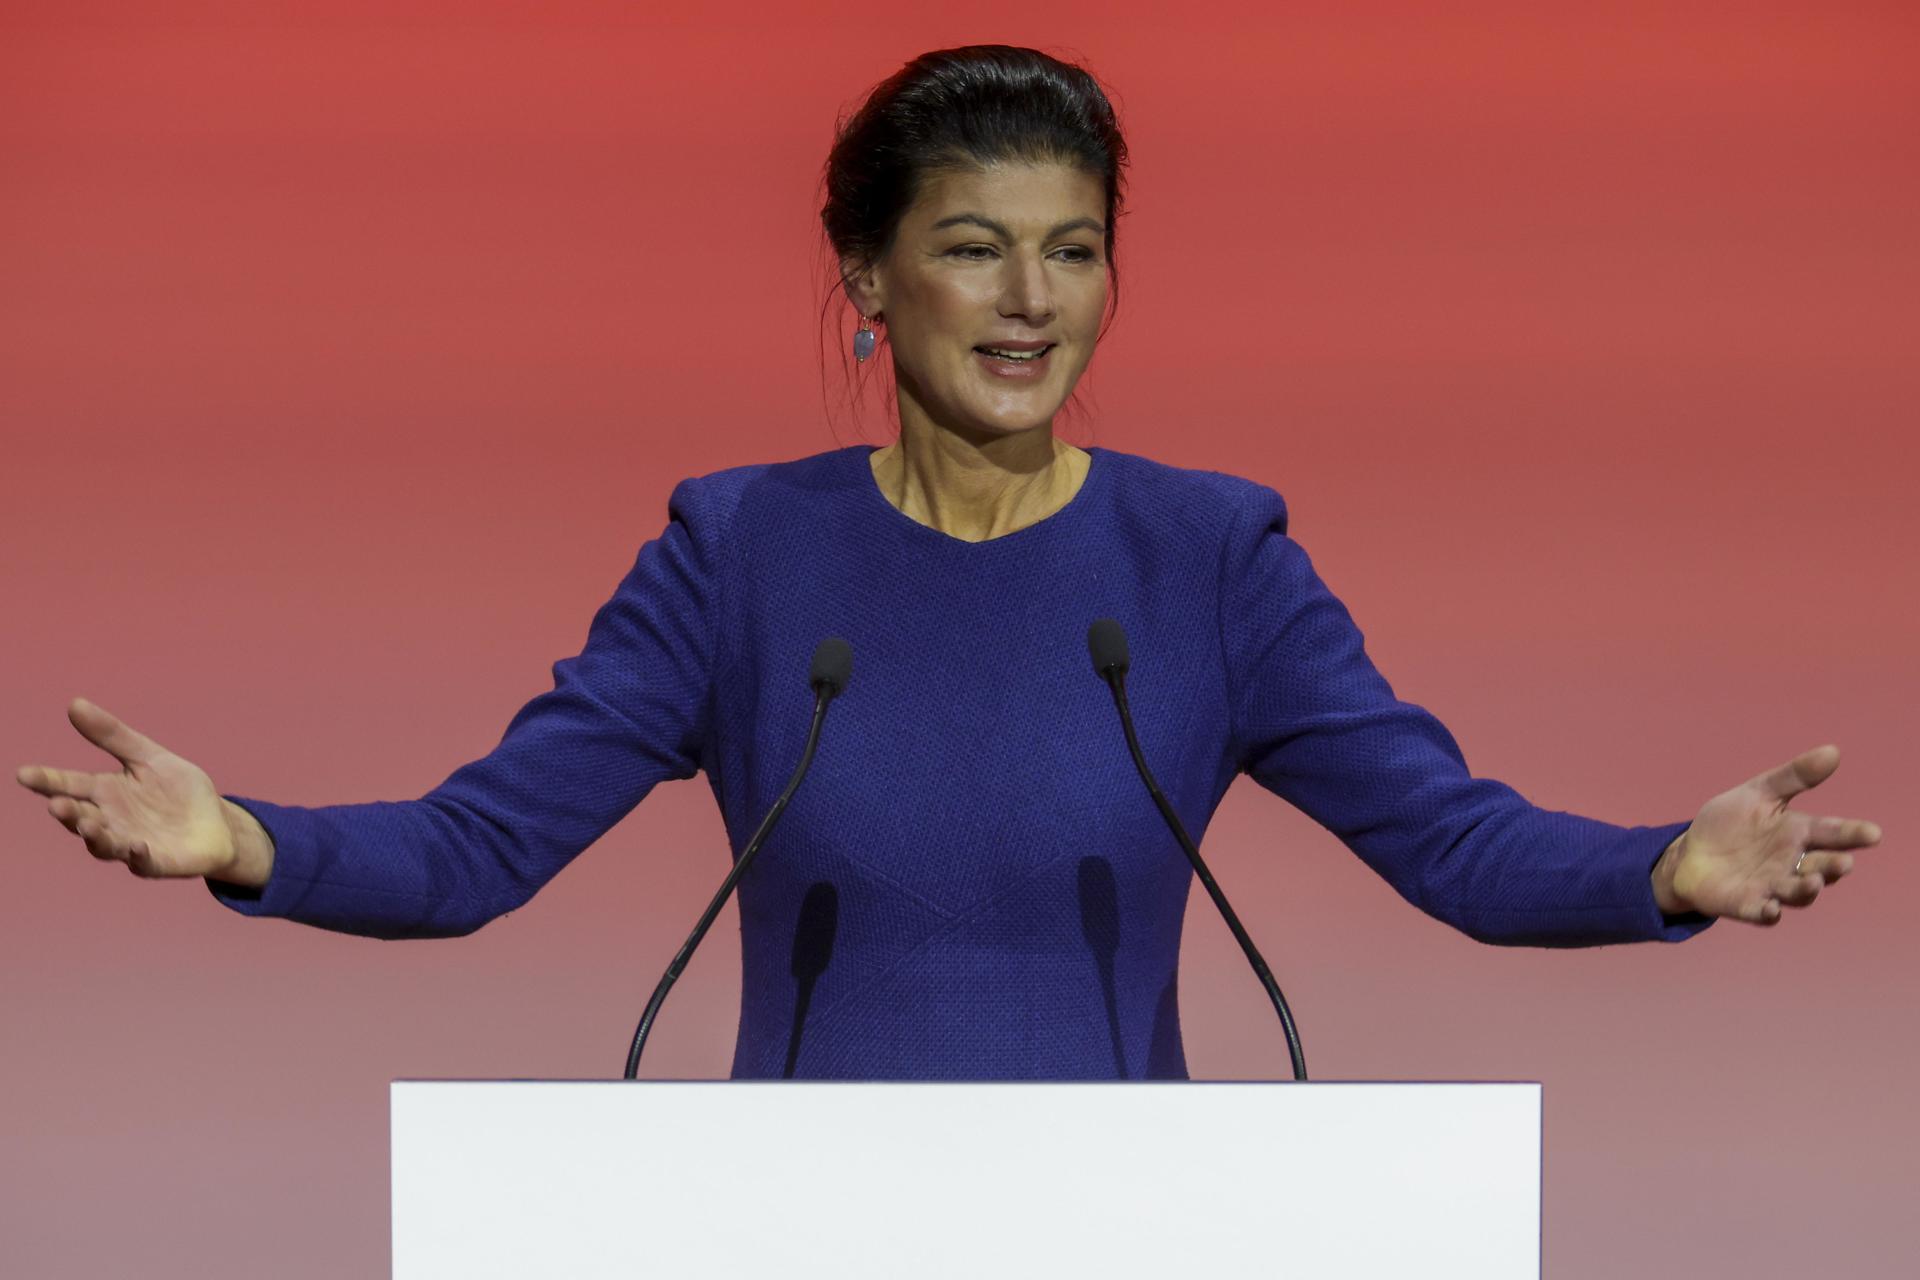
[15,697,252,883]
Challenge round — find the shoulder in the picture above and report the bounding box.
[666,446,853,534]
[1096,447,1290,543]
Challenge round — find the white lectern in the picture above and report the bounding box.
[392,1080,1539,1278]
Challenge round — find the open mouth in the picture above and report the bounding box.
[973,344,1055,374]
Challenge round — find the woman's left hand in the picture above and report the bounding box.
[1658,744,1883,925]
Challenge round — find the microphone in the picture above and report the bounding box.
[623,636,854,1079]
[1086,618,1309,1081]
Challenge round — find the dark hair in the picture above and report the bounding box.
[816,45,1130,440]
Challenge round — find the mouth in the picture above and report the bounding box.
[973,343,1055,379]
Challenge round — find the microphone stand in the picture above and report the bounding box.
[623,639,851,1079]
[1089,618,1309,1081]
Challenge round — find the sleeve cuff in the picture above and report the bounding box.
[1635,819,1717,942]
[204,794,322,919]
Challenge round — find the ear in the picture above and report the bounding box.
[838,255,884,321]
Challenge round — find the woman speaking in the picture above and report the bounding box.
[14,45,1882,1081]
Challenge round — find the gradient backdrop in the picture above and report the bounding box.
[3,3,1914,1276]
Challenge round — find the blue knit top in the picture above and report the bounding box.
[209,443,1714,1079]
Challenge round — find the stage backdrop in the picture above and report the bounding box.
[3,3,1913,1277]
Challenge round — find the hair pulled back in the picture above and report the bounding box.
[817,45,1130,435]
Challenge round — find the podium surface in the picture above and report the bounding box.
[393,1079,1539,1278]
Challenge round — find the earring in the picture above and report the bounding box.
[853,312,878,363]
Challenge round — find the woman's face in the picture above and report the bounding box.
[848,160,1109,443]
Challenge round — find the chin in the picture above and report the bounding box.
[972,410,1061,437]
[965,391,1070,428]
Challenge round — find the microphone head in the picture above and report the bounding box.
[1087,618,1129,678]
[809,636,853,696]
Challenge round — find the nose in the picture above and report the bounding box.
[998,250,1056,327]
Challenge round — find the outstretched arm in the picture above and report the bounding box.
[1219,478,1716,948]
[204,474,725,939]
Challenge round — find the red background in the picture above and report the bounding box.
[4,3,1914,1276]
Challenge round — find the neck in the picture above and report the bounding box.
[870,422,1086,543]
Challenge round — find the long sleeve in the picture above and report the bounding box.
[204,474,726,939]
[1217,481,1714,948]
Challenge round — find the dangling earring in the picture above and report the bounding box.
[853,312,878,363]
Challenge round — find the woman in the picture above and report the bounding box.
[15,46,1880,1080]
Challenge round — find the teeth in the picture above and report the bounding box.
[979,346,1046,360]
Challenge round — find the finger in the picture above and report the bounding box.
[1791,851,1855,883]
[1748,898,1784,926]
[70,805,130,864]
[125,838,158,877]
[1803,815,1883,850]
[1754,743,1840,803]
[46,794,102,835]
[66,697,165,770]
[16,764,99,801]
[1771,873,1823,907]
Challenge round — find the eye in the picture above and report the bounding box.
[948,245,1100,263]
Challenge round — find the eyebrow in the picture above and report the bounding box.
[929,212,1106,239]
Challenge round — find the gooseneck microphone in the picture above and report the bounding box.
[1087,618,1310,1081]
[623,636,853,1079]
